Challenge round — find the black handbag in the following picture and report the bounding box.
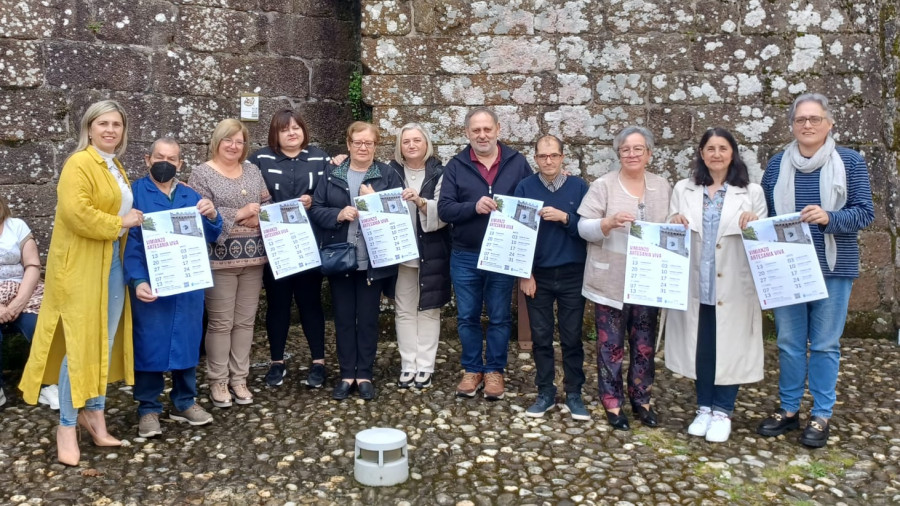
[320,242,357,276]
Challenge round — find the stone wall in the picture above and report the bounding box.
[0,0,360,257]
[360,0,900,337]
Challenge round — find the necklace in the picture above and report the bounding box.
[405,166,425,181]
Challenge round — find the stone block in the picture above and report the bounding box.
[594,73,646,105]
[605,0,695,34]
[554,74,592,105]
[832,106,882,146]
[742,0,878,35]
[296,100,355,147]
[823,35,881,74]
[847,270,881,311]
[533,0,599,35]
[259,0,293,13]
[4,183,57,219]
[649,72,765,105]
[645,144,694,181]
[310,60,355,101]
[177,6,260,53]
[46,41,150,92]
[542,105,646,144]
[694,105,789,145]
[0,39,44,88]
[268,15,357,60]
[558,34,692,73]
[361,37,438,75]
[859,231,892,268]
[292,0,356,19]
[361,1,412,36]
[151,49,225,97]
[0,0,58,38]
[221,56,310,98]
[691,35,790,74]
[765,73,883,105]
[693,0,742,34]
[432,75,554,106]
[93,0,178,46]
[648,106,693,143]
[371,105,541,146]
[410,0,536,36]
[0,89,68,142]
[581,144,619,179]
[363,75,434,106]
[0,143,57,185]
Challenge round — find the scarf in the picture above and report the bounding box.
[773,137,846,271]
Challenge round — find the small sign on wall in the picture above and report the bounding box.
[240,93,259,122]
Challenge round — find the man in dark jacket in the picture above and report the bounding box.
[438,107,533,401]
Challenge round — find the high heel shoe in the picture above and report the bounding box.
[77,410,122,447]
[56,425,80,466]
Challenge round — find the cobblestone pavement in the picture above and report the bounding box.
[1,329,897,505]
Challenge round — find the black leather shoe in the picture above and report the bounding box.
[632,404,659,427]
[799,416,830,448]
[605,410,630,431]
[358,381,376,401]
[332,380,354,400]
[756,408,799,437]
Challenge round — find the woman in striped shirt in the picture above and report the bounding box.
[756,93,874,448]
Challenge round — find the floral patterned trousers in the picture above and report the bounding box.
[594,303,659,410]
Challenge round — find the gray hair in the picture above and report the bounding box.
[788,93,835,123]
[148,137,181,158]
[394,123,435,164]
[73,99,129,157]
[464,107,499,129]
[613,125,655,152]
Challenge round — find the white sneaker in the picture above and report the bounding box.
[705,411,732,442]
[39,385,60,410]
[687,406,712,436]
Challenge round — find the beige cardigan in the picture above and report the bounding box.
[577,170,672,309]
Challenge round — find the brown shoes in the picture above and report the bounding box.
[483,372,505,401]
[456,372,484,398]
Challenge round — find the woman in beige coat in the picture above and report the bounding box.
[666,128,767,443]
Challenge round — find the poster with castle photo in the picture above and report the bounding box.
[141,207,214,297]
[354,188,419,268]
[477,195,543,278]
[623,221,691,310]
[259,198,321,279]
[741,212,828,309]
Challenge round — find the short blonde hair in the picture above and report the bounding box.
[346,121,379,145]
[0,194,11,224]
[74,100,129,157]
[393,123,434,164]
[208,119,250,162]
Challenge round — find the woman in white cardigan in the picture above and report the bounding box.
[666,127,767,443]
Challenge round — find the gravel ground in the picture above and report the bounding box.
[1,326,897,506]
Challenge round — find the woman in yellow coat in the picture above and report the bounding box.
[20,100,144,466]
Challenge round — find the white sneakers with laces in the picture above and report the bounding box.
[705,411,732,442]
[688,406,712,436]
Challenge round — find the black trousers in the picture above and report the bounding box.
[524,263,586,395]
[328,270,386,381]
[263,265,326,362]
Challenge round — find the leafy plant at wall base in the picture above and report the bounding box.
[87,21,103,34]
[348,71,370,122]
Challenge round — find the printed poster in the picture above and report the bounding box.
[141,208,214,297]
[259,199,321,279]
[477,194,543,278]
[741,212,828,309]
[624,221,691,310]
[354,188,419,268]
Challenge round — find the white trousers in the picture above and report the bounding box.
[394,264,441,373]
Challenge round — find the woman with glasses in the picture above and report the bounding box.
[188,119,271,408]
[577,125,672,431]
[309,122,402,401]
[756,94,873,448]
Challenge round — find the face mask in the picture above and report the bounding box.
[150,161,177,183]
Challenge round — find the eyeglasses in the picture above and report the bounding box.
[536,153,562,162]
[221,138,245,147]
[618,146,647,156]
[351,141,375,149]
[793,116,825,126]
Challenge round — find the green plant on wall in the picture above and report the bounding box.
[87,20,104,34]
[349,70,371,122]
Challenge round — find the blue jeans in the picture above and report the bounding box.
[695,304,739,415]
[58,241,125,426]
[773,277,853,419]
[450,250,515,373]
[133,368,198,417]
[0,311,39,389]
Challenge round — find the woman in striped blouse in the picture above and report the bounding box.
[756,93,874,448]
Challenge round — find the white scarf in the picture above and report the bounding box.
[773,137,846,271]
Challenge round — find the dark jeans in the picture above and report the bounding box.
[133,368,198,417]
[329,270,386,381]
[263,265,326,362]
[594,302,658,410]
[525,264,585,395]
[0,312,38,389]
[450,249,516,373]
[695,304,740,415]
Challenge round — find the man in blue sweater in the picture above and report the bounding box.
[515,135,589,420]
[438,107,533,401]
